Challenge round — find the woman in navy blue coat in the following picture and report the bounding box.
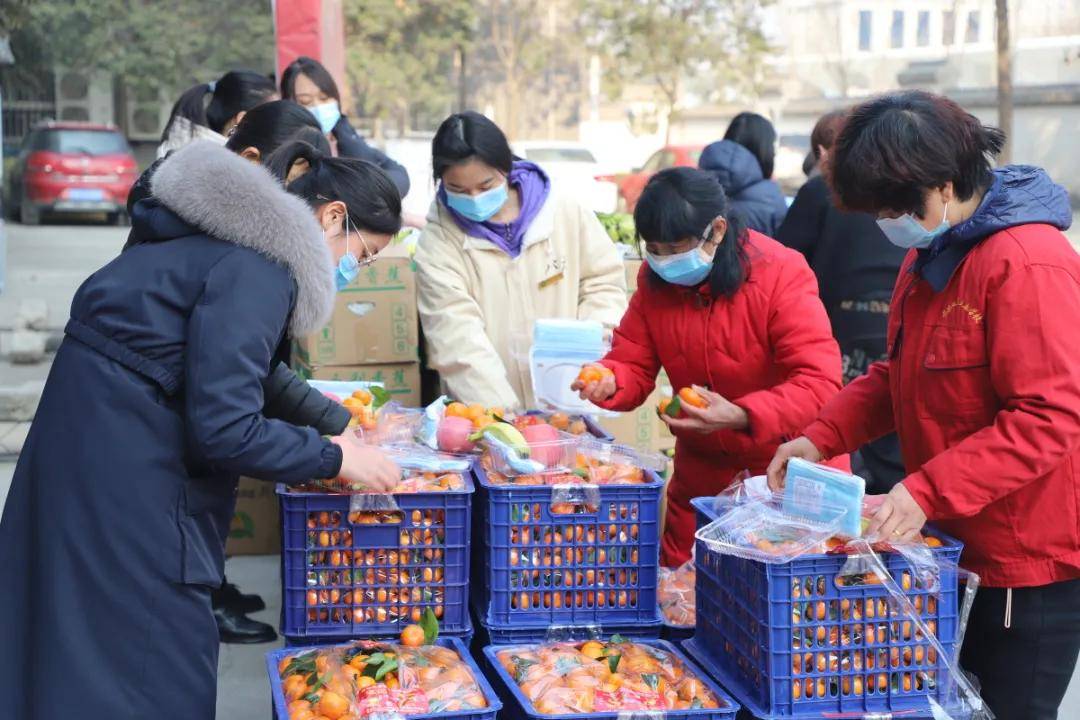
[0,139,402,718]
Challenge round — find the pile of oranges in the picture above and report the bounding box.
[496,639,724,714]
[481,450,648,487]
[444,401,503,431]
[279,632,488,720]
[294,471,465,495]
[520,412,590,436]
[658,562,696,628]
[302,510,448,626]
[340,389,378,430]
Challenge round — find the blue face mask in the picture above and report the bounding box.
[330,210,369,291]
[445,182,508,222]
[309,101,341,135]
[876,202,950,249]
[646,227,717,286]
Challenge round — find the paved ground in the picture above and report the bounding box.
[2,217,1080,718]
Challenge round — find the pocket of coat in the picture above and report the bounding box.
[920,324,991,419]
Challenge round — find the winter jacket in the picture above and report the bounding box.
[699,139,788,236]
[803,166,1080,588]
[777,173,908,490]
[333,115,410,197]
[593,232,847,565]
[125,155,349,436]
[0,141,339,720]
[414,184,627,410]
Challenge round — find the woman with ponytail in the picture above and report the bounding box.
[157,69,277,157]
[574,166,847,566]
[0,134,402,717]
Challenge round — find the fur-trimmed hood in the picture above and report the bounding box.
[148,140,335,336]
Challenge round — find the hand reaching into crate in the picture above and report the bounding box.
[331,436,401,492]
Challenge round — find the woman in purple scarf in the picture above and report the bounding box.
[414,112,627,409]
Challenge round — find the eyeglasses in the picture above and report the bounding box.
[355,231,378,267]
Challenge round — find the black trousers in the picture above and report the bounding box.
[961,578,1080,720]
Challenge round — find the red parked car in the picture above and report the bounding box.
[611,144,703,212]
[8,122,138,225]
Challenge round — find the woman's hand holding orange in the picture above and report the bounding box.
[571,364,617,405]
[661,386,748,434]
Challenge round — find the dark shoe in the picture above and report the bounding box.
[214,605,278,644]
[212,581,266,614]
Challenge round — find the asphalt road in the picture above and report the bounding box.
[2,217,1079,719]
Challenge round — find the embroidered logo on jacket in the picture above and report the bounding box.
[941,300,984,324]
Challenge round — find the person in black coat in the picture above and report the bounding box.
[698,139,787,237]
[0,139,404,719]
[776,109,908,492]
[281,55,411,198]
[128,100,356,642]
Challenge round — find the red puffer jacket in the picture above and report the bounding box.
[805,167,1080,588]
[595,232,848,565]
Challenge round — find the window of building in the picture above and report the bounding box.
[917,11,930,46]
[966,10,980,43]
[943,10,956,46]
[891,10,905,48]
[859,10,873,51]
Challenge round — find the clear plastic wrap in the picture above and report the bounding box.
[695,484,993,720]
[658,561,696,628]
[494,638,728,715]
[277,640,490,720]
[695,493,849,564]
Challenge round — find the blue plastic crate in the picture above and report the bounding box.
[482,638,740,720]
[267,635,501,720]
[278,477,473,639]
[661,622,694,642]
[285,614,474,648]
[690,496,964,719]
[476,615,663,646]
[471,462,663,628]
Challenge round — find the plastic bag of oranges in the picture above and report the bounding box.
[278,645,362,720]
[495,637,725,715]
[279,640,488,720]
[658,560,696,628]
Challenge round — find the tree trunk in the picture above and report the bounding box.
[995,0,1013,164]
[456,45,468,112]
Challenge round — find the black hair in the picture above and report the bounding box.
[431,111,514,181]
[280,56,342,104]
[635,167,750,298]
[161,70,276,140]
[225,100,328,157]
[828,90,1005,216]
[268,141,402,236]
[724,112,777,180]
[810,109,848,159]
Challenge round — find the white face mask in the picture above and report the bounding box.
[876,202,950,249]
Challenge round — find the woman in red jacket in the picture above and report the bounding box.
[575,167,846,566]
[768,91,1080,720]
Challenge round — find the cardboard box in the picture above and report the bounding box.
[294,359,422,407]
[295,250,418,366]
[226,477,281,556]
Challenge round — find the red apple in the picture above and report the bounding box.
[437,416,476,453]
[522,422,564,467]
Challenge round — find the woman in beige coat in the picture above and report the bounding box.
[414,112,627,409]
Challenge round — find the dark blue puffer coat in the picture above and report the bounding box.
[699,139,788,236]
[0,141,341,720]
